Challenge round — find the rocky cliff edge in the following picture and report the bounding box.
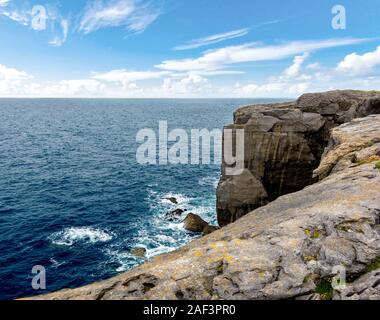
[217,90,380,226]
[31,91,380,300]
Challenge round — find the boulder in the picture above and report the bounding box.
[130,247,147,258]
[217,169,268,226]
[166,208,186,217]
[164,197,178,205]
[183,213,208,233]
[202,225,220,236]
[246,114,279,132]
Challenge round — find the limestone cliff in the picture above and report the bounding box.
[30,91,380,300]
[217,90,380,226]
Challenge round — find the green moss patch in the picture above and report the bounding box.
[304,228,321,239]
[216,265,224,274]
[336,225,352,232]
[315,279,334,300]
[303,255,317,262]
[375,161,380,170]
[366,257,380,273]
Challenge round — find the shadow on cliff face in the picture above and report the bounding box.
[262,127,329,202]
[217,90,380,227]
[365,99,380,116]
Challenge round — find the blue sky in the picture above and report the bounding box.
[0,0,379,97]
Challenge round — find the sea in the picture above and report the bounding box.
[0,98,283,300]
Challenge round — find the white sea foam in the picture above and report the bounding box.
[145,245,176,259]
[105,223,193,273]
[50,227,113,246]
[160,193,193,206]
[158,221,185,231]
[154,234,177,244]
[105,187,216,273]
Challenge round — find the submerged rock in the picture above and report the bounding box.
[183,213,208,233]
[130,247,147,258]
[166,208,186,217]
[164,197,178,205]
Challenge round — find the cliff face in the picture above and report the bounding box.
[31,91,380,300]
[217,90,380,227]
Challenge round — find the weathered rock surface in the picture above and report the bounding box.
[130,247,147,258]
[202,225,220,236]
[182,214,218,235]
[313,115,380,180]
[217,90,380,227]
[30,112,380,300]
[164,197,178,205]
[167,208,187,218]
[334,270,380,300]
[183,213,208,233]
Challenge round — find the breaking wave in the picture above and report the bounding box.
[50,227,113,246]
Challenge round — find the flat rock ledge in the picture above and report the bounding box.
[30,93,380,300]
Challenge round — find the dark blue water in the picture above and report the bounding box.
[0,98,282,300]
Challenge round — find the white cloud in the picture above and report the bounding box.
[157,38,369,73]
[1,38,379,98]
[78,0,162,34]
[232,81,311,98]
[0,63,32,81]
[336,45,380,76]
[92,69,168,87]
[306,62,321,70]
[42,79,106,96]
[162,74,210,95]
[227,54,313,98]
[198,70,245,76]
[1,1,163,46]
[1,8,29,25]
[283,53,309,77]
[0,64,34,96]
[0,63,109,97]
[0,3,71,47]
[225,46,380,99]
[172,20,284,51]
[0,0,10,7]
[173,28,249,51]
[236,82,284,95]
